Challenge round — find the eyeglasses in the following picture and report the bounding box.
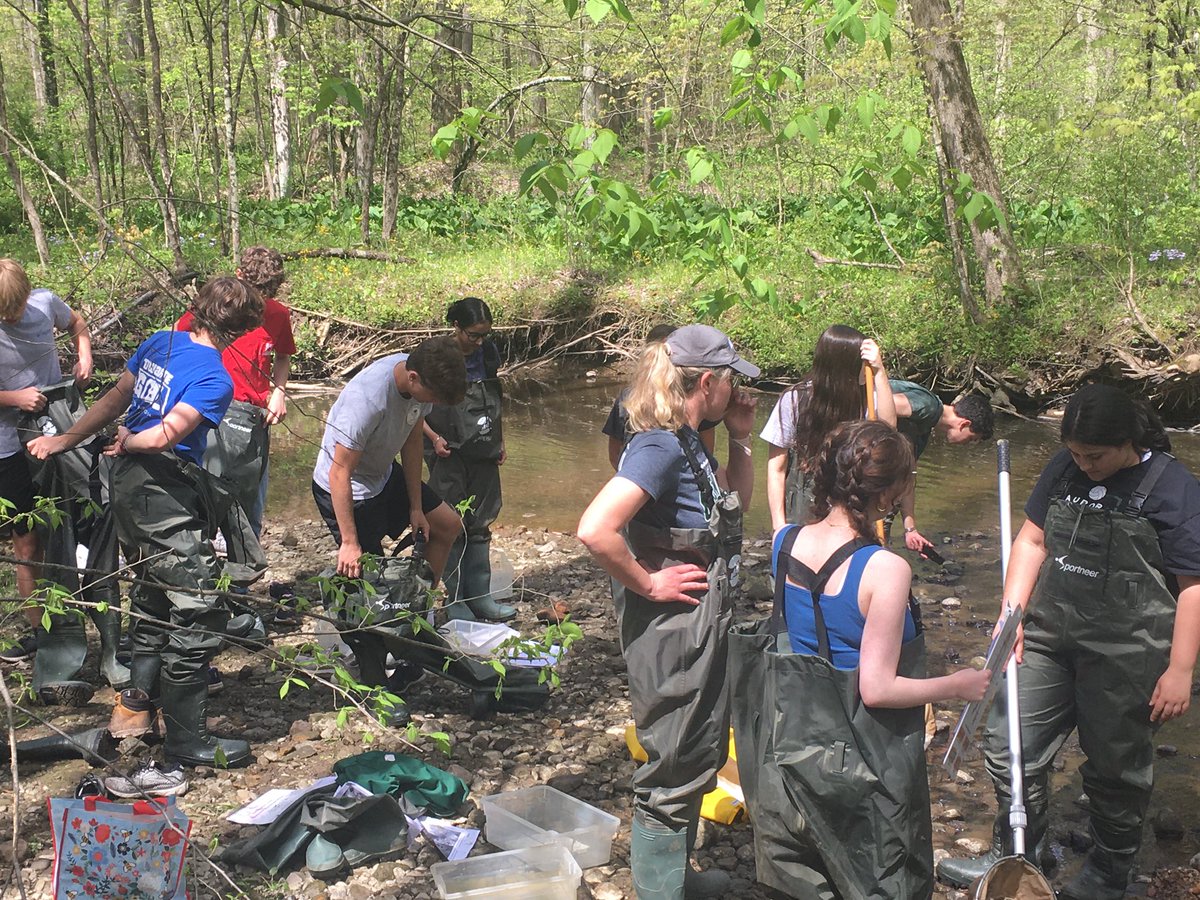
[462,329,490,343]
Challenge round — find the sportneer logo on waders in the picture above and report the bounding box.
[1055,555,1101,578]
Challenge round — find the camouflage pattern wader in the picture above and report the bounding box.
[982,452,1175,874]
[425,378,503,612]
[614,439,743,831]
[18,379,127,692]
[729,526,931,899]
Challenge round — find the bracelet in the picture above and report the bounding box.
[730,437,752,456]
[904,525,916,534]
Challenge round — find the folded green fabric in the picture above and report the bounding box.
[333,750,469,817]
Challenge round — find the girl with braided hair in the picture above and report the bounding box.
[735,419,987,898]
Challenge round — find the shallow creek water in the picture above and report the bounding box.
[266,367,1200,873]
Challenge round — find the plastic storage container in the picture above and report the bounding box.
[489,548,515,600]
[431,844,581,900]
[480,785,620,869]
[438,620,519,656]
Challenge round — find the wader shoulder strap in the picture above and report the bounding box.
[1129,452,1173,515]
[676,429,722,519]
[770,528,872,660]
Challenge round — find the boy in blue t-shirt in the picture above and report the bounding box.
[28,276,263,770]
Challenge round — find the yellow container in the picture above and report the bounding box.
[624,725,745,825]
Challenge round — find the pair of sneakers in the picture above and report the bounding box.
[105,760,189,798]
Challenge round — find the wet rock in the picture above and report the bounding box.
[936,808,964,822]
[954,770,975,785]
[1153,808,1186,840]
[1157,744,1179,758]
[547,771,587,793]
[592,885,625,900]
[955,837,989,855]
[941,597,962,610]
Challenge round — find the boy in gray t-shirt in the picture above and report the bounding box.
[0,258,94,660]
[311,336,467,583]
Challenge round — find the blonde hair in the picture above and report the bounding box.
[625,342,729,432]
[0,259,33,321]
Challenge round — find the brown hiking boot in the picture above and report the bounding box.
[108,688,154,738]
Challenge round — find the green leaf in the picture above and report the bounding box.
[720,14,748,45]
[431,123,459,160]
[890,165,913,193]
[585,0,609,23]
[867,11,891,42]
[857,93,877,127]
[653,107,674,128]
[591,129,618,164]
[817,104,842,133]
[562,0,578,16]
[743,0,765,22]
[876,0,896,14]
[795,114,820,145]
[901,124,922,158]
[962,192,987,224]
[280,680,290,699]
[750,104,771,131]
[609,0,633,21]
[342,82,364,118]
[731,49,753,72]
[731,254,749,278]
[336,708,350,728]
[845,15,866,48]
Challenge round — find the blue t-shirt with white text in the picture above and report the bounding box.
[617,426,719,530]
[124,330,232,466]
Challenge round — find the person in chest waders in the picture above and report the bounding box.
[736,420,989,899]
[937,384,1200,898]
[578,324,758,900]
[762,324,896,532]
[422,297,514,622]
[27,277,264,769]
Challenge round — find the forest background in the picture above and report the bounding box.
[0,0,1198,417]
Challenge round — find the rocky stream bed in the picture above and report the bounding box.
[4,519,1200,899]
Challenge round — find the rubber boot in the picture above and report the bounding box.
[441,539,475,621]
[631,812,687,900]
[1059,835,1135,900]
[683,813,730,898]
[32,617,94,707]
[936,819,1005,888]
[14,727,116,765]
[160,673,251,768]
[90,607,131,690]
[463,540,516,622]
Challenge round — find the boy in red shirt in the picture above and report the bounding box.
[176,246,296,538]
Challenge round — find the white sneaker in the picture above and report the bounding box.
[105,760,190,798]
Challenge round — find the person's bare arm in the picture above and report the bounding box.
[858,552,991,707]
[995,518,1049,663]
[717,389,756,506]
[424,419,452,458]
[264,353,291,425]
[578,477,708,604]
[400,416,429,539]
[1151,575,1200,722]
[67,310,93,386]
[117,402,205,454]
[766,443,789,533]
[328,442,366,577]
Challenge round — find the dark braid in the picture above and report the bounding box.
[811,421,914,541]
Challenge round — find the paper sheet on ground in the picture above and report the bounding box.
[225,776,337,825]
[406,815,480,861]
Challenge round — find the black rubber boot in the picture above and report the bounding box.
[14,727,116,765]
[936,819,1005,888]
[130,652,162,703]
[32,617,94,707]
[90,608,131,689]
[1059,836,1135,900]
[161,673,251,768]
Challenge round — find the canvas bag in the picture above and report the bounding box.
[49,795,191,900]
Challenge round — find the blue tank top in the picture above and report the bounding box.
[773,526,917,670]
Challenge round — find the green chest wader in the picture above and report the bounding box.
[205,398,270,553]
[614,434,744,831]
[729,526,932,900]
[982,452,1176,876]
[784,450,815,526]
[18,380,128,695]
[425,378,506,618]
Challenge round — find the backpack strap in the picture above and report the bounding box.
[676,429,721,519]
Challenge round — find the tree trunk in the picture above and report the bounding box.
[221,0,240,265]
[380,37,408,241]
[909,0,1025,312]
[580,21,598,136]
[80,0,107,237]
[430,3,463,130]
[357,48,390,245]
[266,5,291,199]
[33,0,60,110]
[0,49,51,264]
[142,0,186,270]
[121,0,151,163]
[992,0,1009,137]
[927,95,980,323]
[525,10,547,125]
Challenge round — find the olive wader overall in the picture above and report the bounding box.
[18,379,128,704]
[425,362,511,621]
[204,398,269,538]
[616,433,742,900]
[969,453,1175,898]
[784,451,814,525]
[729,526,931,900]
[110,451,261,767]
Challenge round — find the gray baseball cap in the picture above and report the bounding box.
[664,324,760,377]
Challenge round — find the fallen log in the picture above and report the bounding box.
[280,248,415,264]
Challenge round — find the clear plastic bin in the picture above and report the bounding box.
[432,844,581,899]
[480,785,620,868]
[438,620,519,656]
